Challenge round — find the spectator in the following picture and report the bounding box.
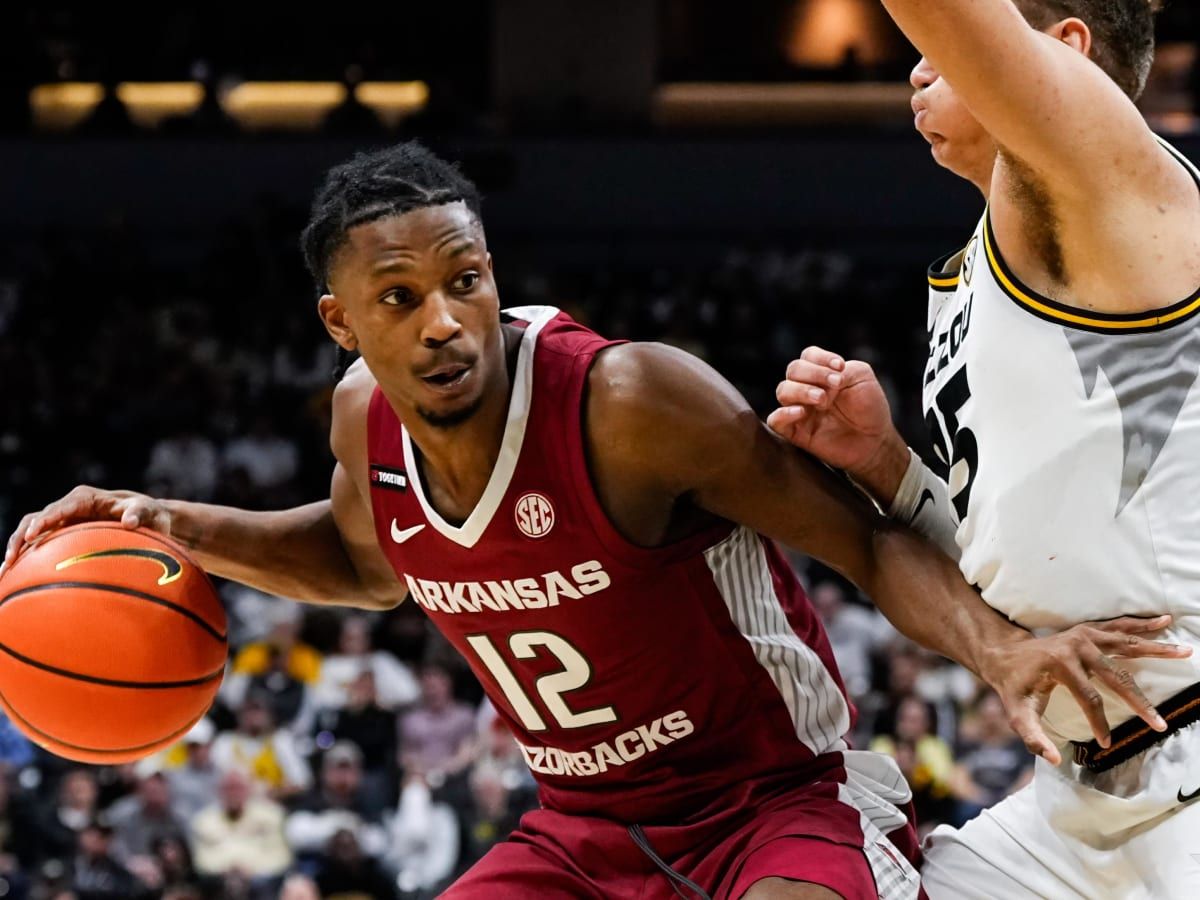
[148,833,199,896]
[222,584,295,647]
[473,705,537,804]
[210,693,312,799]
[313,671,398,798]
[311,615,419,712]
[278,873,321,900]
[245,644,310,729]
[224,607,322,711]
[398,663,477,787]
[284,741,388,860]
[221,413,300,497]
[143,426,219,501]
[952,690,1034,825]
[32,770,100,864]
[809,579,895,699]
[458,763,526,873]
[105,772,183,863]
[385,776,459,895]
[316,828,398,900]
[70,818,140,900]
[870,695,957,828]
[0,776,31,900]
[0,711,33,776]
[189,770,291,882]
[162,719,221,824]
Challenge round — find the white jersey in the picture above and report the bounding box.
[922,140,1200,743]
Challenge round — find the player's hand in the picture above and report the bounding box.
[979,615,1193,765]
[2,486,172,574]
[767,347,903,478]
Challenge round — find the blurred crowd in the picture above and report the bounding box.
[0,206,1032,899]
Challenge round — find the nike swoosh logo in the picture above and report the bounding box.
[1178,786,1200,804]
[390,520,426,544]
[912,488,936,519]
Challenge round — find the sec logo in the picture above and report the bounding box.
[515,492,555,539]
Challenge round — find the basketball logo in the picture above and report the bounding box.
[515,492,555,539]
[56,547,183,585]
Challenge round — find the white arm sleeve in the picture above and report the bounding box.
[887,448,961,562]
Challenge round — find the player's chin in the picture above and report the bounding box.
[928,137,955,167]
[415,390,485,429]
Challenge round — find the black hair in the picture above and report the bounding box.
[1014,0,1162,98]
[300,142,483,381]
[300,141,483,294]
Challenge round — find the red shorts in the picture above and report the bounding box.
[445,754,924,899]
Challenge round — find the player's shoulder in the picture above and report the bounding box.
[585,341,752,473]
[331,357,376,465]
[588,341,731,411]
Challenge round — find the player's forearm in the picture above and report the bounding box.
[864,523,1024,679]
[881,0,1034,94]
[163,499,393,608]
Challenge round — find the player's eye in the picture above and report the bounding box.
[381,287,414,306]
[451,272,480,292]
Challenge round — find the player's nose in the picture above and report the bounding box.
[910,57,938,92]
[420,292,463,347]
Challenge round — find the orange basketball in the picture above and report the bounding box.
[0,521,226,763]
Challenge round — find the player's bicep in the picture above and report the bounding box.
[594,343,878,585]
[330,462,408,606]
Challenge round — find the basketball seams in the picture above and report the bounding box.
[0,581,228,643]
[0,640,224,689]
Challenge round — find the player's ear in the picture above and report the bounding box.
[486,252,494,273]
[318,294,358,351]
[1048,18,1092,58]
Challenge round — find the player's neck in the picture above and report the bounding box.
[404,325,522,517]
[960,153,996,201]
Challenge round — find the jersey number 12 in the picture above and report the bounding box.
[466,631,618,732]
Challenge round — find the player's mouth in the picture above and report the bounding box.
[911,97,936,141]
[419,362,473,394]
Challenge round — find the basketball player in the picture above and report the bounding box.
[3,145,1186,899]
[770,1,1200,896]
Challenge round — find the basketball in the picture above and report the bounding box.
[0,522,226,764]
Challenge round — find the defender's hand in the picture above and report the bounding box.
[2,486,173,574]
[768,346,900,477]
[979,615,1193,765]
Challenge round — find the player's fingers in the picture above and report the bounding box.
[776,380,835,408]
[1088,615,1173,635]
[1006,697,1062,765]
[766,407,805,443]
[1088,628,1192,660]
[116,498,164,534]
[783,359,845,389]
[28,496,94,540]
[1087,652,1168,733]
[798,347,846,371]
[3,513,38,568]
[1058,659,1112,748]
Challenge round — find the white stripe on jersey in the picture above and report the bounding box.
[839,751,921,899]
[704,526,850,755]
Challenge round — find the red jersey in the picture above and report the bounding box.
[366,306,854,822]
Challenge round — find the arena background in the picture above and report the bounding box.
[0,3,1197,898]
